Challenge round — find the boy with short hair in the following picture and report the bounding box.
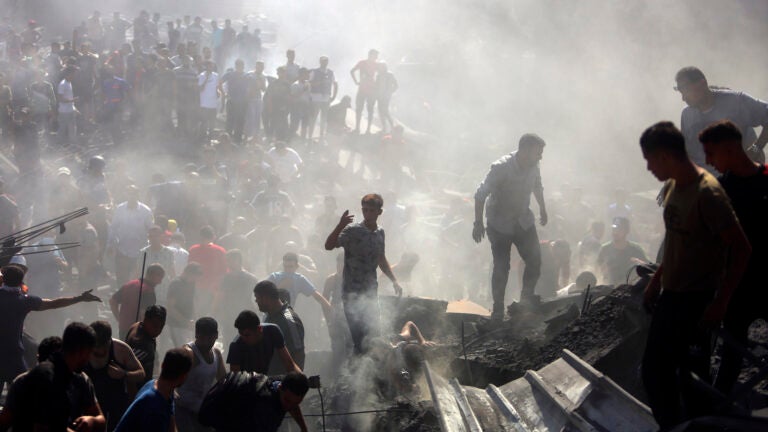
[324,193,402,354]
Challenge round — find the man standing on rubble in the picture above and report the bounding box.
[473,134,548,320]
[639,121,751,429]
[698,120,768,396]
[325,193,403,354]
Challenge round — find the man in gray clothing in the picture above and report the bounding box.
[473,134,548,320]
[675,66,768,168]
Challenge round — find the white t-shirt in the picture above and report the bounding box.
[266,147,303,183]
[198,72,219,109]
[57,79,75,113]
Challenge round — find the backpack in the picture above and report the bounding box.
[198,371,270,431]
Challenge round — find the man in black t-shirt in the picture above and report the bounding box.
[699,120,768,395]
[219,58,250,143]
[254,280,306,372]
[226,310,301,374]
[0,323,105,431]
[126,305,166,384]
[166,263,203,346]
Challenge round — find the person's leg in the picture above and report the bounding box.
[232,100,247,143]
[679,291,716,420]
[378,97,391,133]
[365,94,375,134]
[354,91,364,133]
[319,101,329,139]
[513,226,542,301]
[641,291,693,429]
[713,293,757,396]
[308,100,321,141]
[486,226,514,319]
[343,294,367,355]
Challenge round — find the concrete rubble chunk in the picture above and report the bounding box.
[427,349,657,432]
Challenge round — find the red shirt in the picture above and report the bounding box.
[188,242,227,293]
[112,279,157,337]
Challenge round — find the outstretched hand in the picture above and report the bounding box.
[338,210,354,228]
[79,289,102,303]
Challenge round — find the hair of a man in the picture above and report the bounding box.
[675,66,706,84]
[639,121,687,160]
[254,280,280,300]
[698,120,743,145]
[62,322,97,354]
[146,263,166,278]
[282,252,298,263]
[38,336,63,362]
[160,347,193,380]
[90,320,113,346]
[281,371,310,397]
[195,317,218,336]
[1,265,25,287]
[145,305,167,323]
[519,133,546,150]
[361,193,384,209]
[234,310,261,331]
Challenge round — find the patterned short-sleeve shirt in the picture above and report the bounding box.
[338,222,385,295]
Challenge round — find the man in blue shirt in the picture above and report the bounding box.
[115,347,192,432]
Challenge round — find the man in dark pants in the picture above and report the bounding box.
[640,121,750,430]
[698,120,768,396]
[473,133,548,320]
[325,193,403,354]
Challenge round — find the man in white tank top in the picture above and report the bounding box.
[175,317,226,431]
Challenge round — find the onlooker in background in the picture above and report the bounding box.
[308,56,338,141]
[108,184,154,288]
[166,262,204,346]
[139,225,177,304]
[188,225,227,316]
[597,217,648,285]
[110,263,166,339]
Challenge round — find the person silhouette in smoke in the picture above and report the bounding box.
[350,49,379,134]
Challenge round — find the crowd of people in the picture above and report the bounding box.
[0,5,766,432]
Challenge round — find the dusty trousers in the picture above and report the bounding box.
[342,291,380,355]
[487,224,541,317]
[642,290,715,430]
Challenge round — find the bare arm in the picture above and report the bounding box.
[533,187,547,226]
[703,223,751,323]
[399,321,426,345]
[330,80,338,101]
[349,63,359,85]
[288,406,309,432]
[109,294,120,322]
[378,255,402,296]
[277,346,301,373]
[115,341,146,383]
[311,290,332,315]
[324,211,353,250]
[215,349,226,380]
[37,290,101,311]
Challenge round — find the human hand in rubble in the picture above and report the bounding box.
[472,221,485,243]
[338,210,354,228]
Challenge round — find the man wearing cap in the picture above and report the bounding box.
[0,265,101,393]
[473,133,548,320]
[675,66,768,168]
[597,217,648,285]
